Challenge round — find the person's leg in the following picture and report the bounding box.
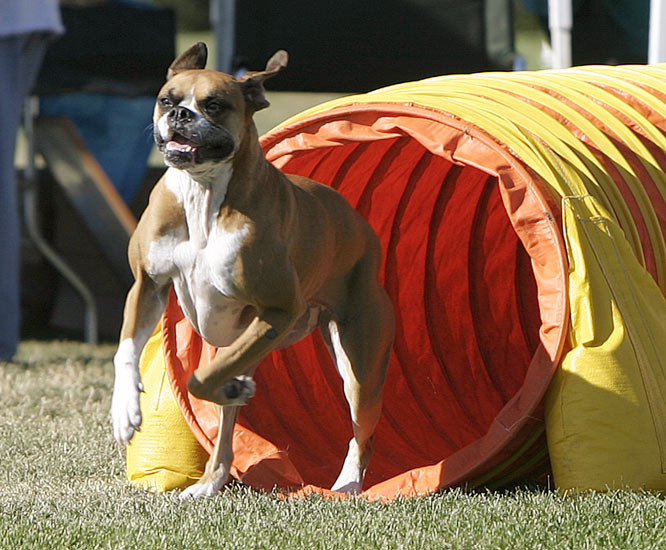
[0,34,48,359]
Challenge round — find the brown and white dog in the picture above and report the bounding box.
[111,43,394,498]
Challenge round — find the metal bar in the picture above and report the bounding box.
[210,0,236,73]
[650,0,666,63]
[548,0,572,68]
[22,96,99,345]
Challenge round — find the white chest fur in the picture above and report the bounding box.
[147,167,249,346]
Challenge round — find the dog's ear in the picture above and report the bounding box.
[167,42,208,80]
[238,50,288,112]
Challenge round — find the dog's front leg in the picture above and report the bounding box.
[112,275,167,444]
[187,303,304,405]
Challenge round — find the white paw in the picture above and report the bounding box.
[330,480,363,494]
[330,439,365,494]
[111,366,143,445]
[180,475,227,500]
[222,375,256,404]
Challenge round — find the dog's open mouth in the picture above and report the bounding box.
[157,124,236,168]
[165,133,198,154]
[161,132,202,167]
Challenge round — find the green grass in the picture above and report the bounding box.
[1,341,665,549]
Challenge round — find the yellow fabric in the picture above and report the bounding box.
[126,325,209,491]
[546,194,666,490]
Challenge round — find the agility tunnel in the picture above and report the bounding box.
[127,64,666,498]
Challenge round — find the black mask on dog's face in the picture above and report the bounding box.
[153,80,240,169]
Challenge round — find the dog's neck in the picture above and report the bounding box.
[179,119,266,185]
[164,163,230,243]
[178,155,234,190]
[166,120,276,232]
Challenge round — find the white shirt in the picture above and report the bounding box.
[0,0,64,38]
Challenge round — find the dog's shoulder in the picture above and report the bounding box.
[128,171,186,265]
[141,171,187,226]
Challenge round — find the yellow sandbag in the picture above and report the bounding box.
[126,325,209,491]
[546,194,666,491]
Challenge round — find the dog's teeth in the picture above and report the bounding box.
[166,141,195,153]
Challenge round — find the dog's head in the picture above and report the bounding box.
[154,42,287,170]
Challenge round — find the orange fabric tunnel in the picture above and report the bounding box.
[163,94,573,499]
[161,64,666,498]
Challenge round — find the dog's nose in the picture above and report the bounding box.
[169,106,194,123]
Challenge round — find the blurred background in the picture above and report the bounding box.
[15,0,651,342]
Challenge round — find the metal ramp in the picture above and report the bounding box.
[24,109,137,343]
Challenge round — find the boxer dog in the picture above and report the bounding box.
[111,43,394,498]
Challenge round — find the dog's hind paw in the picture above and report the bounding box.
[180,472,228,500]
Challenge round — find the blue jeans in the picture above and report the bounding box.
[0,34,49,359]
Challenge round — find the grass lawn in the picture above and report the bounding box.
[1,340,665,550]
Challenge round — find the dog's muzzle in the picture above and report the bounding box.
[156,107,236,168]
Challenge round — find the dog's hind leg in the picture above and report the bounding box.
[180,404,239,499]
[322,269,394,494]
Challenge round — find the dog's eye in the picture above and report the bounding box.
[204,101,226,115]
[159,97,173,108]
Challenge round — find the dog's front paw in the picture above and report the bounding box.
[188,374,256,406]
[221,375,256,405]
[111,368,143,445]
